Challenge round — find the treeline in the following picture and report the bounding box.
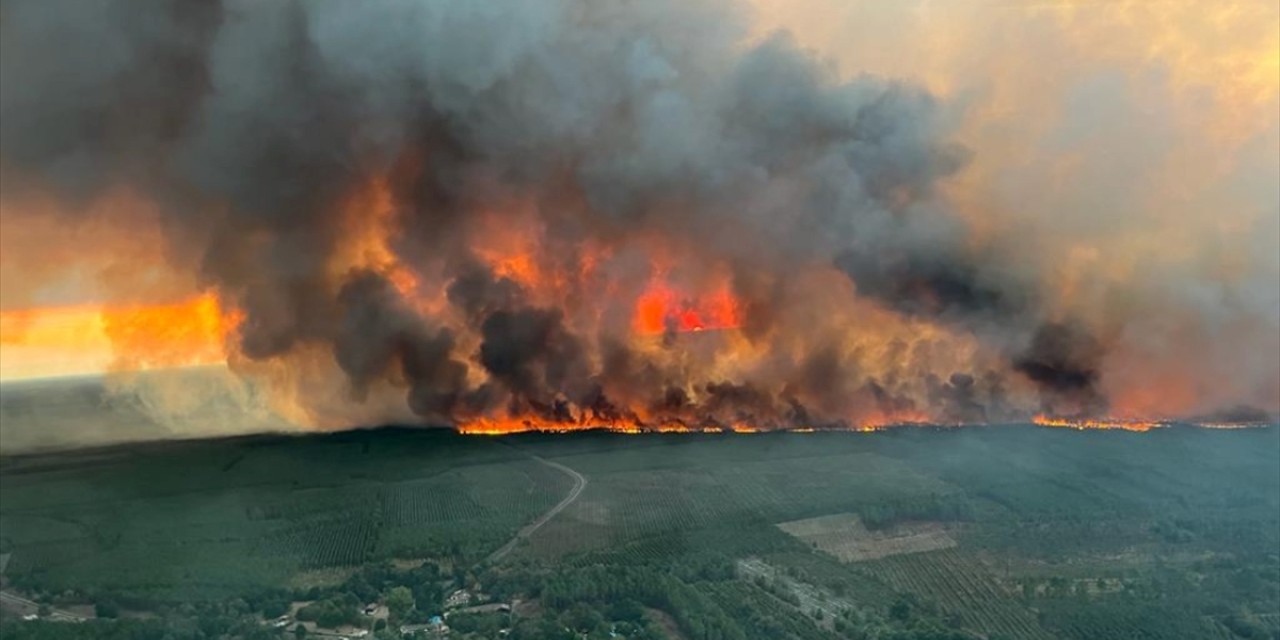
[1026,557,1280,640]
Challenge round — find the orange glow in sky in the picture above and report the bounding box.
[0,294,236,381]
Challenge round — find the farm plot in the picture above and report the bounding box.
[522,467,774,561]
[375,458,573,560]
[0,435,573,598]
[864,548,1055,640]
[710,454,957,518]
[264,517,381,569]
[1,490,293,597]
[522,466,741,556]
[776,513,955,562]
[523,448,961,562]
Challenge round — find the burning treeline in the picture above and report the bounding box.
[1,0,1276,434]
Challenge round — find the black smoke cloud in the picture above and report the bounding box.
[1012,321,1106,416]
[1,0,1105,426]
[334,270,466,418]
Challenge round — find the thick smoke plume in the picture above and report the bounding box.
[2,0,1276,433]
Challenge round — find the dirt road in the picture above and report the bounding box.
[487,457,586,563]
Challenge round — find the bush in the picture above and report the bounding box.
[262,600,289,619]
[297,599,359,629]
[95,601,120,619]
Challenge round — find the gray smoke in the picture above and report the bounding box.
[1,0,1124,427]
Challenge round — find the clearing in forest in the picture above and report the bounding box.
[776,513,955,562]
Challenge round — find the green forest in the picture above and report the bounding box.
[2,425,1277,639]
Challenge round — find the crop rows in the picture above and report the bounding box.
[529,451,956,561]
[2,538,98,576]
[525,517,613,559]
[377,460,575,561]
[703,580,836,640]
[865,549,1054,640]
[579,469,795,537]
[1042,600,1228,640]
[463,461,573,515]
[383,479,489,526]
[264,516,381,569]
[246,486,380,522]
[611,487,707,535]
[593,534,690,566]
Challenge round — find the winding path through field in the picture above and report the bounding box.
[487,457,586,563]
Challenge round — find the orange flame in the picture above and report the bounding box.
[1032,414,1162,432]
[633,280,742,335]
[456,415,770,435]
[455,405,941,436]
[0,293,240,381]
[334,176,421,299]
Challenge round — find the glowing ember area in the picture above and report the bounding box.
[633,281,743,335]
[459,417,698,436]
[457,418,874,436]
[1032,415,1163,432]
[0,294,238,381]
[456,407,934,435]
[455,408,773,436]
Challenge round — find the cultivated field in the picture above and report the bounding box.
[2,425,1277,640]
[776,513,956,562]
[0,429,573,600]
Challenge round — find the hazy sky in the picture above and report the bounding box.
[0,0,1276,430]
[748,0,1280,416]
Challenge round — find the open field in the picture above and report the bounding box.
[1,425,1277,639]
[777,513,956,562]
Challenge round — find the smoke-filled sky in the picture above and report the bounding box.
[1,0,1276,436]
